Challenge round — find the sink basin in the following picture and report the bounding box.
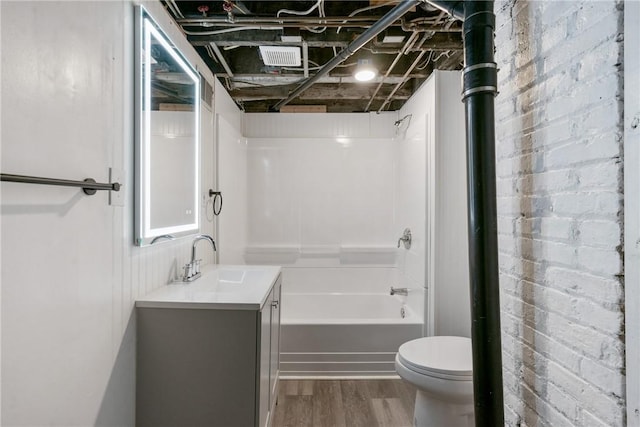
[217,269,246,283]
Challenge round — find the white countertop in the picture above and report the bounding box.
[135,264,281,310]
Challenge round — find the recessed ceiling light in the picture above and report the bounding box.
[354,59,377,82]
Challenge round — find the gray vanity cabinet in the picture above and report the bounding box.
[259,280,281,427]
[136,274,282,427]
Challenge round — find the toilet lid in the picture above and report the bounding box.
[398,336,472,378]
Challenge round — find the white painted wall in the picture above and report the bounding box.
[495,1,625,425]
[432,71,469,338]
[241,80,467,334]
[3,1,631,425]
[394,89,431,328]
[217,114,247,264]
[213,79,248,265]
[397,70,469,337]
[243,112,397,139]
[624,1,640,424]
[246,135,396,251]
[215,78,243,133]
[242,113,405,325]
[244,113,399,263]
[0,1,220,425]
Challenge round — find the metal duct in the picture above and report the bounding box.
[426,1,504,426]
[272,0,421,111]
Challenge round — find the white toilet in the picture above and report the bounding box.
[395,336,474,427]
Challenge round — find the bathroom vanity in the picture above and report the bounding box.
[135,265,282,427]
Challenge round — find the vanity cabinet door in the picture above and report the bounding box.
[269,278,281,407]
[136,308,258,427]
[258,274,282,427]
[258,293,272,427]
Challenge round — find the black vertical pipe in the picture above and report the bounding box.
[425,2,504,423]
[461,1,505,426]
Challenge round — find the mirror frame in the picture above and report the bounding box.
[134,6,201,246]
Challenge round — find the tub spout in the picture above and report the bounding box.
[390,286,409,296]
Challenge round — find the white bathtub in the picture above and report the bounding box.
[280,287,423,377]
[282,293,416,324]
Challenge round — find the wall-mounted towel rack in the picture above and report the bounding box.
[1,173,121,196]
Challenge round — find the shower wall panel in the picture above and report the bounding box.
[245,136,397,251]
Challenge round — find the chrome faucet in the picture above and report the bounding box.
[390,286,409,296]
[182,234,217,282]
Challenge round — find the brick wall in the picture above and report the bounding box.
[494,1,625,425]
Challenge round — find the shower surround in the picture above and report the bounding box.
[223,71,468,376]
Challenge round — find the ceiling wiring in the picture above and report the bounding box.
[159,0,465,112]
[277,0,327,34]
[336,0,397,34]
[182,27,284,36]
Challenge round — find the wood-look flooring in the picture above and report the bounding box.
[272,379,417,427]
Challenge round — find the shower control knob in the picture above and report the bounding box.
[397,228,412,249]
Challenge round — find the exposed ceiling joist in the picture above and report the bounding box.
[188,31,462,51]
[229,83,412,101]
[160,0,463,112]
[226,74,431,86]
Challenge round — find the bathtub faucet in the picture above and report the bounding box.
[390,286,409,296]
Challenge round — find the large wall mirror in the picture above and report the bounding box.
[134,6,200,246]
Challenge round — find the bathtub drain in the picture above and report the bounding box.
[400,306,406,319]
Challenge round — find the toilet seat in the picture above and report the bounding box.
[397,336,473,381]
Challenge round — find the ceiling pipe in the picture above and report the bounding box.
[302,41,309,78]
[372,31,432,112]
[177,16,381,25]
[272,0,421,111]
[364,31,420,112]
[209,43,234,78]
[232,1,251,15]
[376,48,427,112]
[426,1,504,426]
[166,0,184,19]
[425,0,464,21]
